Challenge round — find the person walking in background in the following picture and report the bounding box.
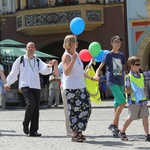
[62,34,93,142]
[99,70,108,100]
[0,60,7,108]
[47,71,61,108]
[0,60,6,135]
[119,56,150,141]
[58,62,72,136]
[94,35,126,137]
[143,66,150,98]
[4,42,59,137]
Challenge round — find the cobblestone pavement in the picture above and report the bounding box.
[0,101,150,150]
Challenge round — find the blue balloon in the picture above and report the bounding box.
[95,50,105,62]
[70,17,85,35]
[103,50,110,55]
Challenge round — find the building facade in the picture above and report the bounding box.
[126,0,150,70]
[0,0,126,62]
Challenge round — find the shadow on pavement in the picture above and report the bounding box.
[83,140,133,147]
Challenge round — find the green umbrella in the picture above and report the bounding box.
[0,39,59,73]
[0,47,59,73]
[19,48,59,59]
[0,47,58,63]
[0,39,25,47]
[0,39,59,59]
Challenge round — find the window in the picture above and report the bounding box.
[39,0,48,7]
[28,0,36,7]
[27,0,48,8]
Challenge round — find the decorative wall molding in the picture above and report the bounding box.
[16,5,104,35]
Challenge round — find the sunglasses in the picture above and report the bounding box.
[134,64,140,66]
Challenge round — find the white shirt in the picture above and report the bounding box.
[6,55,52,89]
[63,52,85,90]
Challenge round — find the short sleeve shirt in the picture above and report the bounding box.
[49,75,60,89]
[102,51,125,86]
[125,71,148,105]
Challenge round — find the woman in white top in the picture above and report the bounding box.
[62,35,93,142]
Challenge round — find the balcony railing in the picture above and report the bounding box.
[0,0,124,15]
[16,4,104,35]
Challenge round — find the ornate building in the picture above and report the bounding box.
[0,0,126,60]
[0,0,125,105]
[126,0,150,69]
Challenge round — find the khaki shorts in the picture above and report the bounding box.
[128,104,149,120]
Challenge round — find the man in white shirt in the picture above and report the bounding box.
[4,42,59,137]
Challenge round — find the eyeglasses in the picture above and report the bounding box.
[134,64,141,66]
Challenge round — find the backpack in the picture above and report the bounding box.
[18,56,40,93]
[20,56,40,67]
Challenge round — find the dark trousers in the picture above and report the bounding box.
[21,87,40,134]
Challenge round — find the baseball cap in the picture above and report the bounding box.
[111,35,123,42]
[145,66,149,69]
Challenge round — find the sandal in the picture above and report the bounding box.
[119,132,128,141]
[72,135,83,142]
[145,134,150,141]
[78,132,86,140]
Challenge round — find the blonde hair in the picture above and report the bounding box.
[63,35,77,50]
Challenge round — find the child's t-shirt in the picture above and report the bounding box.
[102,51,125,86]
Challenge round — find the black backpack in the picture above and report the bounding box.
[20,56,40,67]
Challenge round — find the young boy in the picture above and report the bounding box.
[94,35,126,137]
[119,56,150,141]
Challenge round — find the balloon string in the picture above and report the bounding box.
[88,58,95,68]
[85,58,95,73]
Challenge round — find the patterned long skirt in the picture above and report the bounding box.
[65,88,92,132]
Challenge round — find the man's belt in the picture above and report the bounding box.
[145,79,150,81]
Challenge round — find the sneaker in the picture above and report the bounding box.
[145,134,150,141]
[54,104,58,107]
[108,124,120,137]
